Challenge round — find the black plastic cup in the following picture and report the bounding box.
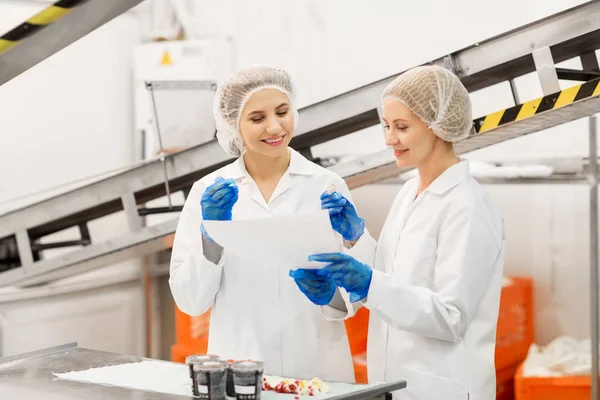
[192,359,228,400]
[231,360,264,400]
[226,361,236,397]
[186,354,220,396]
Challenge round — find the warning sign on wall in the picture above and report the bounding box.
[160,50,172,66]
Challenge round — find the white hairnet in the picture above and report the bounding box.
[382,65,473,142]
[213,64,299,157]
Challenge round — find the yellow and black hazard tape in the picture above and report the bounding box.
[0,0,89,55]
[473,77,600,134]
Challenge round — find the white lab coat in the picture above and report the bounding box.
[169,148,375,383]
[365,161,506,400]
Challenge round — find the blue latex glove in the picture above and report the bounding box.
[289,269,336,306]
[311,253,373,302]
[201,177,239,221]
[320,190,365,241]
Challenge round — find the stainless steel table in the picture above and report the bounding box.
[0,343,406,399]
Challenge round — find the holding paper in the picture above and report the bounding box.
[168,65,376,384]
[202,210,342,269]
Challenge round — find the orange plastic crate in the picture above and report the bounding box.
[515,364,591,400]
[345,307,369,355]
[496,364,518,400]
[345,307,369,383]
[353,352,368,384]
[495,277,534,371]
[175,305,211,347]
[172,276,533,387]
[497,380,515,400]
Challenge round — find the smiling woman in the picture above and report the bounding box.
[168,64,377,383]
[298,66,506,400]
[240,89,294,155]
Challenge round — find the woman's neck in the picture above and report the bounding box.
[243,148,291,182]
[417,141,459,193]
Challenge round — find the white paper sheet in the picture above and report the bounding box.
[53,360,193,396]
[52,360,385,399]
[203,210,342,269]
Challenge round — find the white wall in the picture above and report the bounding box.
[0,274,145,358]
[0,0,596,356]
[0,3,142,205]
[0,1,146,357]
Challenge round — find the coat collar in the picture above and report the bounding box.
[424,160,471,195]
[224,148,318,180]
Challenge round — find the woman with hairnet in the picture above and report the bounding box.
[169,64,375,383]
[293,66,506,399]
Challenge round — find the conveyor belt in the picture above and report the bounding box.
[0,0,144,86]
[332,78,600,188]
[2,77,600,287]
[2,1,600,286]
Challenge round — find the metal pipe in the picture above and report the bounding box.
[589,115,599,400]
[148,84,173,208]
[509,79,520,105]
[137,206,183,216]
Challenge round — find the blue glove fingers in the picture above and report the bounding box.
[205,177,236,195]
[329,270,350,280]
[321,202,346,213]
[326,207,344,215]
[316,260,349,276]
[201,185,234,205]
[293,279,335,306]
[309,252,349,263]
[321,197,347,209]
[210,184,238,201]
[320,191,343,201]
[204,190,238,212]
[201,189,238,220]
[212,190,238,206]
[212,184,238,200]
[296,278,332,292]
[204,178,237,196]
[222,194,239,210]
[290,269,328,280]
[316,265,333,277]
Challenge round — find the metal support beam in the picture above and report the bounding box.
[31,239,91,252]
[532,47,561,95]
[121,193,142,233]
[509,79,520,105]
[78,222,90,242]
[6,77,600,286]
[0,0,144,86]
[556,68,600,82]
[0,140,232,240]
[294,1,600,147]
[581,51,600,72]
[443,54,462,76]
[14,230,33,268]
[137,206,183,216]
[376,106,387,138]
[333,79,600,188]
[589,115,600,400]
[0,219,178,287]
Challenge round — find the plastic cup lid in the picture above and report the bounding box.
[193,360,228,372]
[186,354,219,364]
[230,360,264,371]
